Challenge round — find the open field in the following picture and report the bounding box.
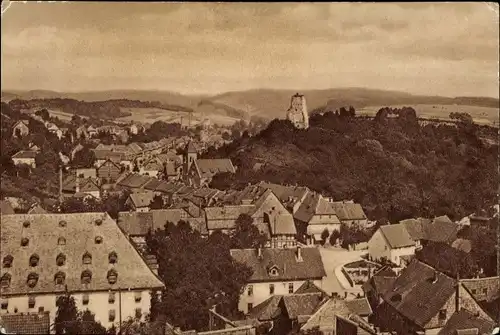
[357,104,499,126]
[117,107,240,126]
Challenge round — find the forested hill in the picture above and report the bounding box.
[204,109,498,223]
[7,98,193,120]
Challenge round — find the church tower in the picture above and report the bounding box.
[286,93,309,129]
[183,141,198,174]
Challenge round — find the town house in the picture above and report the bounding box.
[230,246,326,315]
[11,120,29,138]
[125,192,156,212]
[11,151,37,168]
[368,223,416,266]
[0,213,165,329]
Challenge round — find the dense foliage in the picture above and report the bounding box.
[58,190,131,219]
[54,293,107,335]
[416,241,478,278]
[206,109,498,223]
[145,221,253,331]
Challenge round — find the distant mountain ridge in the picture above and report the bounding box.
[2,88,498,121]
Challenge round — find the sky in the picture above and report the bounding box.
[1,2,499,97]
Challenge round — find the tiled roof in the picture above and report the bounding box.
[118,209,208,236]
[247,295,282,321]
[0,200,15,215]
[295,280,328,295]
[379,224,415,249]
[128,192,155,208]
[381,259,456,327]
[205,205,256,221]
[294,193,339,223]
[155,181,183,194]
[400,218,459,244]
[300,298,353,332]
[330,202,367,220]
[143,178,163,191]
[257,182,309,205]
[0,213,164,296]
[268,212,297,235]
[93,150,124,161]
[0,311,50,334]
[27,205,48,214]
[400,218,429,241]
[345,297,372,317]
[117,173,152,189]
[437,309,495,335]
[433,215,453,224]
[194,159,236,179]
[230,248,326,282]
[11,150,38,159]
[282,293,326,319]
[461,277,500,303]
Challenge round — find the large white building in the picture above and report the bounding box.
[0,213,164,330]
[367,224,416,266]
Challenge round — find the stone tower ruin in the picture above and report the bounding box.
[286,93,309,129]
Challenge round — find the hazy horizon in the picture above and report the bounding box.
[2,2,499,98]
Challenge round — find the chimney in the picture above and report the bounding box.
[296,246,303,262]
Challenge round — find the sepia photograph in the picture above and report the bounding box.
[0,2,499,334]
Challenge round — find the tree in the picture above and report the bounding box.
[321,228,330,245]
[35,108,50,121]
[72,146,96,168]
[221,132,231,141]
[329,229,340,246]
[231,213,267,249]
[54,293,106,335]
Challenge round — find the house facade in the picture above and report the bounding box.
[368,224,416,266]
[11,120,29,138]
[11,151,37,168]
[230,247,326,314]
[0,213,165,330]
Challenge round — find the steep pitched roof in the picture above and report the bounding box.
[93,150,124,161]
[118,209,208,236]
[11,150,38,159]
[0,200,15,215]
[230,248,326,282]
[205,205,256,222]
[117,173,152,189]
[257,182,309,206]
[247,295,283,321]
[193,159,236,179]
[400,218,429,241]
[295,280,328,295]
[378,224,416,249]
[437,309,495,335]
[143,178,163,191]
[282,293,326,319]
[381,259,457,328]
[401,218,459,244]
[0,311,50,334]
[0,213,164,296]
[294,193,339,223]
[300,298,354,332]
[330,202,367,220]
[127,192,155,208]
[345,297,373,317]
[461,277,500,303]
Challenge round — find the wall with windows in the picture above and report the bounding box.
[0,289,153,330]
[237,280,324,314]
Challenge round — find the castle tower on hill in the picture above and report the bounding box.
[286,93,309,129]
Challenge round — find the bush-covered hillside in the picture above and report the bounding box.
[205,109,498,223]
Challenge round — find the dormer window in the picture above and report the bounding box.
[1,273,11,288]
[56,253,66,266]
[58,237,66,245]
[95,219,103,226]
[108,251,118,264]
[54,271,66,285]
[81,270,92,285]
[107,269,118,285]
[23,220,30,228]
[59,220,67,228]
[2,255,13,268]
[27,272,39,288]
[21,237,29,247]
[268,265,279,276]
[29,254,40,267]
[95,236,103,244]
[82,252,92,265]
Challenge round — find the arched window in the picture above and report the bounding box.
[2,255,13,268]
[1,273,11,288]
[82,252,92,265]
[56,253,66,266]
[81,270,92,285]
[54,271,66,285]
[95,219,103,226]
[59,220,67,227]
[95,236,103,244]
[21,237,29,247]
[107,269,118,285]
[108,251,118,264]
[29,254,40,267]
[27,273,39,288]
[58,237,66,245]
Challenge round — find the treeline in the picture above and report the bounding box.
[205,108,498,224]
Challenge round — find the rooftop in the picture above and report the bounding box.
[194,159,236,179]
[437,308,495,335]
[379,224,416,249]
[11,150,38,159]
[0,311,50,335]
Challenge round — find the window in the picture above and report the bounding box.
[269,284,275,295]
[438,309,447,320]
[247,285,253,297]
[288,283,294,294]
[29,254,40,267]
[59,220,67,227]
[472,289,477,294]
[58,237,66,245]
[135,308,142,319]
[0,299,8,310]
[28,296,36,309]
[134,291,142,303]
[109,251,118,264]
[54,272,66,286]
[82,252,92,265]
[95,219,103,226]
[56,253,66,266]
[23,220,30,228]
[27,273,39,288]
[384,245,388,251]
[1,274,11,288]
[107,269,118,285]
[81,270,92,285]
[108,293,116,304]
[82,294,89,305]
[109,309,116,322]
[482,288,488,294]
[21,237,29,247]
[95,236,103,244]
[2,255,13,268]
[247,303,253,312]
